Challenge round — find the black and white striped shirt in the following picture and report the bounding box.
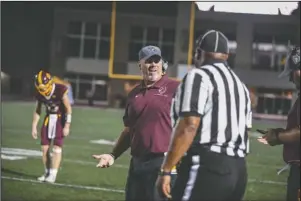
[171,59,252,157]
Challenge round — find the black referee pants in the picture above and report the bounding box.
[172,149,247,201]
[286,164,300,201]
[125,155,177,201]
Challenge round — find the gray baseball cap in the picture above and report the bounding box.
[139,45,162,60]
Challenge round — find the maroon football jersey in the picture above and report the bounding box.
[35,83,68,115]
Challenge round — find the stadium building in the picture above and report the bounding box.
[2,2,300,119]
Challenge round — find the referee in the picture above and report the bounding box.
[156,30,252,201]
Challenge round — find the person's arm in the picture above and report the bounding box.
[162,116,200,172]
[257,127,300,146]
[62,92,72,126]
[110,103,131,160]
[111,127,131,160]
[278,127,300,144]
[32,101,42,129]
[161,70,208,173]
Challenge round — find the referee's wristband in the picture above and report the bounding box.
[158,169,172,176]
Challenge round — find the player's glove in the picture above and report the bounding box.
[258,128,285,146]
[92,153,115,168]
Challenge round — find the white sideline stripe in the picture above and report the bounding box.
[1,176,125,193]
[248,178,286,186]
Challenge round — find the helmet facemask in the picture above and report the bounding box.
[34,71,54,97]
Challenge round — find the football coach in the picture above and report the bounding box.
[258,46,300,201]
[93,45,179,201]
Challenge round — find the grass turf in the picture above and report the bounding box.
[1,102,288,201]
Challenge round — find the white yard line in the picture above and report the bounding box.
[248,178,286,186]
[1,176,125,193]
[2,175,286,195]
[2,155,288,187]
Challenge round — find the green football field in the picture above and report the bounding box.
[1,102,289,201]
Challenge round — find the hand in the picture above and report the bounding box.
[257,137,268,145]
[92,154,115,168]
[32,127,38,139]
[63,124,70,137]
[257,128,284,146]
[156,175,172,199]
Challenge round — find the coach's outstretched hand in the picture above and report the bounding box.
[92,154,115,168]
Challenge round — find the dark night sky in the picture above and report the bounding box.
[0,2,298,95]
[1,1,178,77]
[1,2,54,76]
[1,2,112,77]
[1,1,298,77]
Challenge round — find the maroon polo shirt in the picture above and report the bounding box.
[123,75,179,158]
[283,94,300,164]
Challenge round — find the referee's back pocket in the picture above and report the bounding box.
[201,151,231,175]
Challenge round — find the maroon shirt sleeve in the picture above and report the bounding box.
[123,103,130,127]
[55,84,68,99]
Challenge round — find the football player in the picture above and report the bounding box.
[53,76,74,105]
[31,70,72,183]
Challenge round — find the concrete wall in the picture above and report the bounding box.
[233,68,295,89]
[50,8,175,77]
[50,3,299,95]
[175,2,299,89]
[50,9,112,76]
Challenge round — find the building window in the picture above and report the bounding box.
[253,87,293,115]
[64,73,108,102]
[66,21,111,59]
[128,26,175,63]
[252,33,294,72]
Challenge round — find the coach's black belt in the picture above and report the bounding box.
[134,153,165,162]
